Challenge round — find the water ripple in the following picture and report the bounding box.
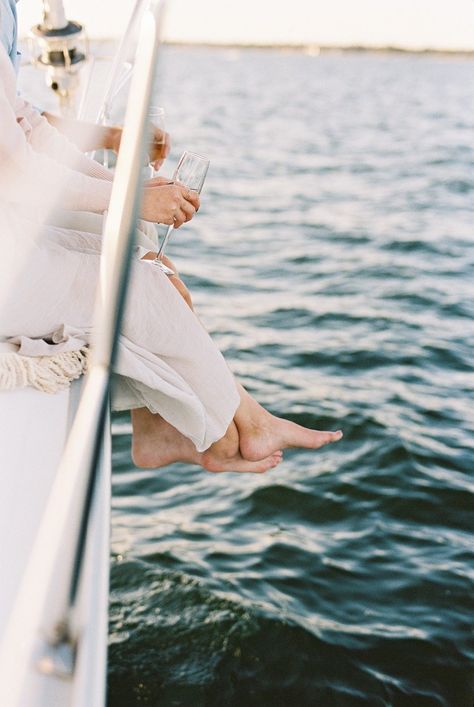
[107,47,474,706]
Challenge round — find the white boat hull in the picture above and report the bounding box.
[0,382,111,706]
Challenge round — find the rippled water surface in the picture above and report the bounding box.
[108,47,473,706]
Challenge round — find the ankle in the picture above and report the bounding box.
[238,424,267,462]
[131,442,155,468]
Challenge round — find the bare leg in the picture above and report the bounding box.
[131,408,283,473]
[135,253,342,468]
[136,255,284,473]
[141,252,193,308]
[131,380,342,471]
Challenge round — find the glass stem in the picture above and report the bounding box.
[154,224,174,262]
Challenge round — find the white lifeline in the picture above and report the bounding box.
[0,43,239,452]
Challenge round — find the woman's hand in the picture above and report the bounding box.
[109,126,170,169]
[42,115,170,165]
[106,126,122,153]
[140,183,200,226]
[144,175,174,187]
[147,128,171,170]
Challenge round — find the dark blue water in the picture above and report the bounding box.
[107,47,474,706]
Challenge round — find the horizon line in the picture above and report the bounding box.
[18,36,474,57]
[92,40,474,57]
[164,41,474,55]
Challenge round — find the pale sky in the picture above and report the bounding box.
[18,0,474,51]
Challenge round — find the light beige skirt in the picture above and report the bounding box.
[0,208,238,451]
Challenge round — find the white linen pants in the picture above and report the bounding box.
[0,208,239,452]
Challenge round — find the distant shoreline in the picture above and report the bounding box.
[108,39,474,58]
[19,36,474,58]
[162,41,474,57]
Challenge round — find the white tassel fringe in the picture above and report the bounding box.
[0,348,89,394]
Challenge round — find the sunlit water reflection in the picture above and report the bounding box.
[105,48,473,706]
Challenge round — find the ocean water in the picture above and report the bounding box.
[107,47,474,706]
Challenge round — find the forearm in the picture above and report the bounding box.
[0,46,112,214]
[42,111,120,152]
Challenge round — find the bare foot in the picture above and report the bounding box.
[202,449,283,474]
[234,385,343,462]
[131,408,282,473]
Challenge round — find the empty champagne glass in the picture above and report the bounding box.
[153,151,210,275]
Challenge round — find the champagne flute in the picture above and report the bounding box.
[153,151,210,275]
[146,105,167,177]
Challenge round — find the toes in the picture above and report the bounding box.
[204,451,283,474]
[314,430,343,449]
[266,453,283,470]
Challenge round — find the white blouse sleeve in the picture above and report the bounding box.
[0,46,112,214]
[15,95,114,184]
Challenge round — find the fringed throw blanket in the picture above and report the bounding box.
[0,348,89,393]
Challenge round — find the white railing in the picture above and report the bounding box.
[94,0,149,126]
[0,2,167,705]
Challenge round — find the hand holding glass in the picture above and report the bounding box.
[153,151,210,275]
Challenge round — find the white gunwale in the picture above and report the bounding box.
[0,1,167,704]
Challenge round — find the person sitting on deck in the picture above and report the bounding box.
[0,3,342,473]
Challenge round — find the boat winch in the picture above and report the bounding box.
[28,0,88,112]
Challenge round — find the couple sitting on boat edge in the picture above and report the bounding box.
[0,7,342,473]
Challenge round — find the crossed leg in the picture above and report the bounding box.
[131,408,283,473]
[131,254,342,473]
[131,385,342,473]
